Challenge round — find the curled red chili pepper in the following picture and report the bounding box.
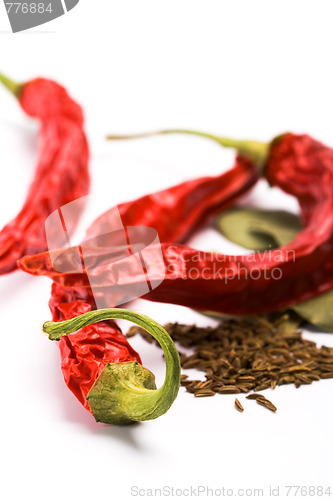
[19,130,333,315]
[0,73,89,274]
[109,131,333,313]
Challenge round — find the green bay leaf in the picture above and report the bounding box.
[216,207,333,332]
[216,207,302,250]
[292,290,333,333]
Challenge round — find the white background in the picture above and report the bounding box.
[1,2,333,499]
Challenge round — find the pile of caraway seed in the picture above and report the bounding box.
[127,317,333,412]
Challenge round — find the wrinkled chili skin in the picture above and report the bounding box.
[0,78,89,274]
[265,133,333,225]
[19,134,333,314]
[49,283,141,410]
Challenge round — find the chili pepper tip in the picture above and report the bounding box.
[0,73,22,97]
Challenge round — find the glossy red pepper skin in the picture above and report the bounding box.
[19,134,333,315]
[49,283,141,410]
[0,78,89,274]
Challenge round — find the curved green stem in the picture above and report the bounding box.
[43,308,181,425]
[107,128,269,167]
[0,73,22,97]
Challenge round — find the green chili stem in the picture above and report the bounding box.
[107,128,269,167]
[0,73,22,97]
[43,308,181,425]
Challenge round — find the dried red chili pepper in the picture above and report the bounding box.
[19,131,333,315]
[44,283,180,425]
[0,73,89,274]
[104,130,333,313]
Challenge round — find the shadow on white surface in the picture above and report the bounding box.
[57,385,144,450]
[89,422,144,451]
